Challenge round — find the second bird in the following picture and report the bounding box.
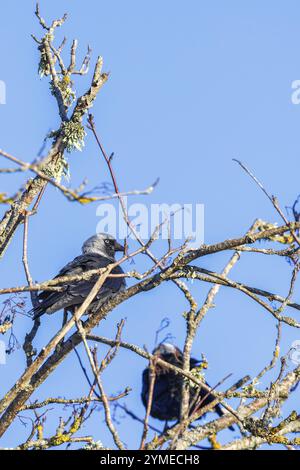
[141,343,234,430]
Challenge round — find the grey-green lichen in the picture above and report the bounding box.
[50,75,76,106]
[39,150,69,184]
[82,440,109,450]
[37,34,54,77]
[185,364,208,389]
[61,120,86,152]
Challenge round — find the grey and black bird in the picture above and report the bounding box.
[30,233,125,320]
[141,343,234,429]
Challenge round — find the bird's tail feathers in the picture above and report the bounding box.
[28,305,45,321]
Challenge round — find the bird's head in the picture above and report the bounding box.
[153,343,204,369]
[154,342,178,356]
[152,343,182,364]
[82,233,125,260]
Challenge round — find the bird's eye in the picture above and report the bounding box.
[104,239,110,245]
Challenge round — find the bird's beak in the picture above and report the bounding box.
[114,241,125,252]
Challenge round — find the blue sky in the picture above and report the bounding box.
[0,0,300,449]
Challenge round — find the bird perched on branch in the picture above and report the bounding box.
[141,343,234,429]
[30,233,125,320]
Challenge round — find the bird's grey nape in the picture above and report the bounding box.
[155,342,177,355]
[82,233,118,260]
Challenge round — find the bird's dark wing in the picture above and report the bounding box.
[142,368,180,421]
[30,254,124,318]
[69,264,125,315]
[191,381,235,431]
[190,357,201,368]
[56,253,107,277]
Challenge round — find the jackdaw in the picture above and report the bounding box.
[141,343,234,429]
[31,233,125,320]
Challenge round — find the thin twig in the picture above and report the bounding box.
[140,358,156,449]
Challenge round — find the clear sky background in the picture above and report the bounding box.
[1,0,300,449]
